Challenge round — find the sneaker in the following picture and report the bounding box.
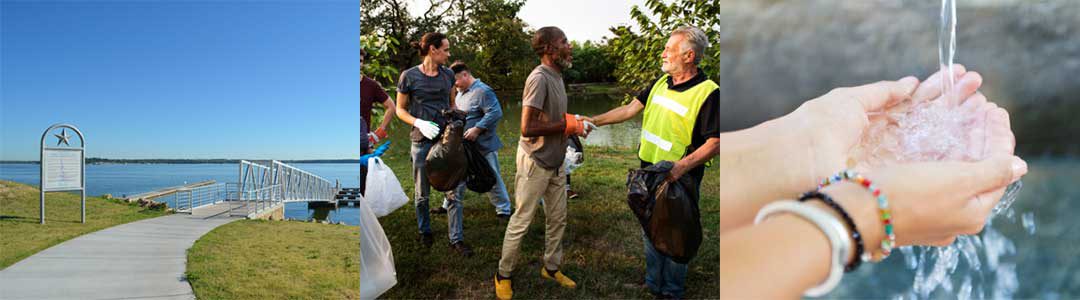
[494,274,513,300]
[431,206,448,214]
[540,268,577,288]
[450,241,474,258]
[567,190,579,199]
[419,233,434,248]
[496,213,511,221]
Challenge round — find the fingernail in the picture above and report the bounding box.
[1011,156,1028,181]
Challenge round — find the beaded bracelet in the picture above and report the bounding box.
[818,170,895,262]
[798,191,864,272]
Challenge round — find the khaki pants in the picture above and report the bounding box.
[498,145,568,277]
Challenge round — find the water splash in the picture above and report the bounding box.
[892,102,979,162]
[958,276,973,300]
[1021,212,1037,235]
[992,180,1024,217]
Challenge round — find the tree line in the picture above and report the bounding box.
[362,0,718,100]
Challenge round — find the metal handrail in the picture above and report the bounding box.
[230,160,336,217]
[150,182,230,214]
[271,160,336,203]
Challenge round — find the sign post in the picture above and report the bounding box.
[39,124,86,224]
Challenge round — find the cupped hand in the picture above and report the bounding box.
[854,65,998,168]
[825,152,1026,253]
[771,65,1011,190]
[766,76,919,190]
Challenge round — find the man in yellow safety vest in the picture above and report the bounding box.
[585,25,719,299]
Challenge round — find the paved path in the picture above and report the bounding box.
[0,203,240,300]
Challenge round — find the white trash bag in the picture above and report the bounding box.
[364,157,409,217]
[565,145,584,174]
[359,195,397,299]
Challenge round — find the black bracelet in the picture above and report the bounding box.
[798,191,864,272]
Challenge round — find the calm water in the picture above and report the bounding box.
[0,162,369,224]
[0,92,639,225]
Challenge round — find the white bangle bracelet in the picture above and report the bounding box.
[754,200,851,297]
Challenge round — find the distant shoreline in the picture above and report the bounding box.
[0,158,362,165]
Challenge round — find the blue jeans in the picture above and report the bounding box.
[411,141,464,243]
[643,232,688,298]
[443,151,512,215]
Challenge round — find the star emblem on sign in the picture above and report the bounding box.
[55,129,72,146]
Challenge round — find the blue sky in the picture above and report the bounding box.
[1,0,359,160]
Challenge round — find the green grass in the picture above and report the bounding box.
[0,180,170,269]
[374,144,719,299]
[185,220,360,300]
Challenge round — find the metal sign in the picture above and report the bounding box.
[39,124,86,224]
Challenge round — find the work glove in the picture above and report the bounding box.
[564,113,584,136]
[564,114,596,137]
[413,119,441,140]
[367,128,388,146]
[360,141,392,168]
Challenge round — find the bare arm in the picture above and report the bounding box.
[670,137,719,180]
[395,91,417,126]
[716,119,819,234]
[520,106,565,138]
[519,74,564,138]
[378,98,396,132]
[720,208,836,299]
[721,183,875,299]
[449,88,457,109]
[590,101,644,126]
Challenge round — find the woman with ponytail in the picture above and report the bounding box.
[393,32,474,257]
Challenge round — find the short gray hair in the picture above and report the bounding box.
[672,26,709,66]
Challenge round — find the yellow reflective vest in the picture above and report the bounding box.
[638,74,718,165]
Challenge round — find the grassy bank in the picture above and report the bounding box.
[0,180,170,269]
[185,220,360,299]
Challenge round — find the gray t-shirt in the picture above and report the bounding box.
[397,65,455,142]
[519,64,568,170]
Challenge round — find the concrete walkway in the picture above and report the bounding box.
[0,203,240,300]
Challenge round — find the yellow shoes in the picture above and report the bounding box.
[540,268,577,289]
[495,269,576,299]
[495,275,513,300]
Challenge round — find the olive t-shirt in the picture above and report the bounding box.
[519,64,569,170]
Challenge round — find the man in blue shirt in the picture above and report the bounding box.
[431,61,513,220]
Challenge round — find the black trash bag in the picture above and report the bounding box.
[626,161,702,264]
[426,110,468,192]
[463,141,497,193]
